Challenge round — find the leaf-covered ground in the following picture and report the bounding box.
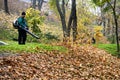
[0,46,120,80]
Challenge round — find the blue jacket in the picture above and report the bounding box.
[18,17,27,28]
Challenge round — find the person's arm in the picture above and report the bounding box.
[24,19,29,30]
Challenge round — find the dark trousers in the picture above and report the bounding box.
[18,29,27,44]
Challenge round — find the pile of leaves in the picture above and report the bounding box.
[0,46,120,80]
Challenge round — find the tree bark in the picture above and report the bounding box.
[4,0,9,14]
[38,0,43,11]
[72,0,77,41]
[33,0,36,9]
[67,0,77,41]
[107,0,119,54]
[112,0,120,54]
[56,0,77,42]
[113,7,120,53]
[67,4,73,37]
[67,15,72,37]
[56,0,67,40]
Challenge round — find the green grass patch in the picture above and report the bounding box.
[0,41,67,53]
[96,44,118,55]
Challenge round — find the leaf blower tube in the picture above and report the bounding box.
[19,26,40,39]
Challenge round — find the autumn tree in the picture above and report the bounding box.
[50,0,77,42]
[55,0,67,41]
[92,0,120,54]
[76,0,97,44]
[68,0,77,41]
[26,8,44,33]
[32,0,37,9]
[38,0,44,11]
[0,0,3,9]
[4,0,9,14]
[31,0,44,11]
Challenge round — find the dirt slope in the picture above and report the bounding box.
[0,46,120,80]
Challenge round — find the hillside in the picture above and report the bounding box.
[0,46,120,79]
[0,0,30,13]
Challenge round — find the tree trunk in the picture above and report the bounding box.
[107,18,110,35]
[38,0,43,11]
[72,0,77,41]
[112,0,120,54]
[112,26,115,44]
[102,17,106,36]
[4,0,9,14]
[56,0,67,40]
[67,4,73,37]
[113,9,120,53]
[56,0,77,42]
[33,0,36,9]
[67,0,77,41]
[67,15,72,37]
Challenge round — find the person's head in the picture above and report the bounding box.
[21,12,26,18]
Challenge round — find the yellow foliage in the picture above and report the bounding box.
[77,20,86,31]
[26,8,44,32]
[26,8,44,25]
[94,26,103,43]
[76,19,93,44]
[94,26,103,32]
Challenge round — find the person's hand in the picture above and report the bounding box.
[24,26,28,30]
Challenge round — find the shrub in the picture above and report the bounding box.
[94,26,103,43]
[0,27,17,40]
[44,32,59,40]
[26,8,44,33]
